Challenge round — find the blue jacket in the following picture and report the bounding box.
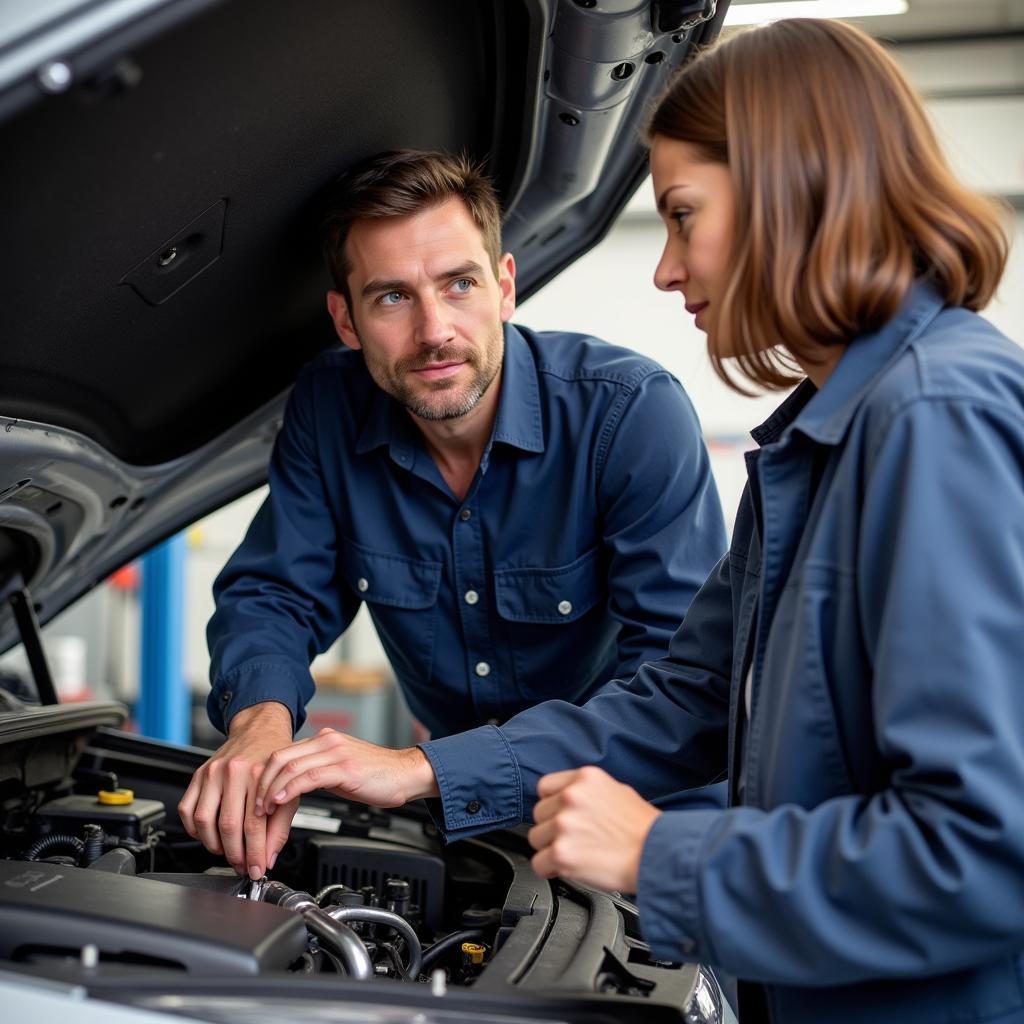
[422,286,1024,1022]
[207,324,725,738]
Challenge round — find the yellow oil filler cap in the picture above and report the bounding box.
[461,942,486,965]
[97,788,135,805]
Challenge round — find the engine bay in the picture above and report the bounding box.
[0,701,725,1023]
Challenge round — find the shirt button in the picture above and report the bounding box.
[459,508,472,522]
[357,577,369,593]
[557,599,572,616]
[466,800,481,814]
[464,589,479,605]
[475,661,491,677]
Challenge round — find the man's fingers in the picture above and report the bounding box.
[255,733,334,811]
[177,768,204,838]
[216,763,252,872]
[191,775,225,856]
[265,798,299,872]
[264,759,346,811]
[243,774,269,879]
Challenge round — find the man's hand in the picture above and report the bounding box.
[178,702,294,880]
[527,766,662,893]
[256,728,439,816]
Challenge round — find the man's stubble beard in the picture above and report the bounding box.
[362,326,504,422]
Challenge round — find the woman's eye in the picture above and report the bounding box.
[671,209,692,233]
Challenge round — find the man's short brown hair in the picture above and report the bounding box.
[321,149,503,304]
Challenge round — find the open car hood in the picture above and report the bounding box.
[0,0,725,647]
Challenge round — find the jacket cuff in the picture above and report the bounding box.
[208,658,311,735]
[419,725,523,840]
[637,808,721,964]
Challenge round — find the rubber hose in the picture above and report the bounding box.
[24,833,85,861]
[419,927,487,973]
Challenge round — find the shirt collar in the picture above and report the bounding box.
[490,323,544,454]
[750,282,946,448]
[354,322,545,457]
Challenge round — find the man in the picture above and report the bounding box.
[179,150,725,879]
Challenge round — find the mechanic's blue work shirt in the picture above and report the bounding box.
[422,288,1024,1023]
[207,324,725,738]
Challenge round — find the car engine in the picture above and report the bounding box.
[0,702,727,1023]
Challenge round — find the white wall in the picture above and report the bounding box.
[518,35,1024,522]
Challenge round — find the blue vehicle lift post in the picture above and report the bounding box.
[138,533,189,743]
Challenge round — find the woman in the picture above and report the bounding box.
[255,18,1022,1023]
[524,18,1022,1022]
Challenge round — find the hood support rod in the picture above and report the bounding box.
[5,576,58,705]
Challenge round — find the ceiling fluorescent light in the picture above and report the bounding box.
[724,1,908,27]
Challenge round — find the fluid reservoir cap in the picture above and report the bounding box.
[98,788,135,805]
[461,942,486,964]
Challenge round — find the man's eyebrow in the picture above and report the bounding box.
[361,262,486,299]
[361,278,407,298]
[438,261,485,280]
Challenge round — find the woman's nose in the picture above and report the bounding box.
[654,241,688,293]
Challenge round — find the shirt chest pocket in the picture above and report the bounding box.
[494,547,613,700]
[340,537,441,683]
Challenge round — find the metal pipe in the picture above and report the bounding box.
[257,880,373,980]
[325,904,423,980]
[303,907,373,981]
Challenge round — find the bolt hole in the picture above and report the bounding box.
[543,69,550,81]
[110,496,128,509]
[130,497,146,512]
[45,501,63,516]
[573,0,596,7]
[611,62,635,81]
[157,247,178,267]
[559,112,580,127]
[646,51,666,65]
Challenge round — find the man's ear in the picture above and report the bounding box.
[498,252,517,323]
[326,290,361,350]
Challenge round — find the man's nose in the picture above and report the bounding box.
[416,294,456,347]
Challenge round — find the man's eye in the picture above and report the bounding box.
[451,278,473,293]
[378,291,404,306]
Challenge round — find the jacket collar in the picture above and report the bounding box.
[750,282,946,448]
[355,322,544,457]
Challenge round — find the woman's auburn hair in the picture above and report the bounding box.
[648,18,1010,393]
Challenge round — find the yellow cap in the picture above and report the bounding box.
[97,788,134,805]
[461,942,486,965]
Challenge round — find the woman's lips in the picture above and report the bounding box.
[412,361,465,381]
[685,301,709,329]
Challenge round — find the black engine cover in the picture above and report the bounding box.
[0,859,306,974]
